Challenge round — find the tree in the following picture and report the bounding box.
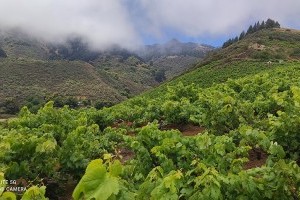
[0,48,7,58]
[222,19,281,49]
[260,21,265,29]
[239,31,246,40]
[233,36,239,43]
[65,97,78,108]
[253,21,260,32]
[154,69,166,82]
[1,99,19,114]
[253,22,258,32]
[264,19,280,29]
[265,18,276,28]
[82,99,91,106]
[94,101,113,109]
[53,96,65,107]
[246,25,254,34]
[222,38,234,48]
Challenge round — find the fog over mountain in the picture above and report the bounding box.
[137,39,213,61]
[0,0,299,49]
[0,0,140,50]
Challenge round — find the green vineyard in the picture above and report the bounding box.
[1,63,300,199]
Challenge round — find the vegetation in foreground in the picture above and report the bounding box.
[0,63,300,199]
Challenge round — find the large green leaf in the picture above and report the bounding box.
[72,159,120,200]
[0,192,17,200]
[35,140,57,153]
[21,186,47,200]
[0,173,16,200]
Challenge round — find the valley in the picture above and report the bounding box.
[0,30,212,114]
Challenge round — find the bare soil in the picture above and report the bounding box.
[116,147,135,164]
[244,148,268,170]
[44,178,77,200]
[161,123,205,136]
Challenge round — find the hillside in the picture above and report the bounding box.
[149,55,200,79]
[138,39,212,61]
[137,39,213,79]
[0,29,50,60]
[0,30,212,114]
[141,28,300,98]
[0,56,157,114]
[0,58,131,101]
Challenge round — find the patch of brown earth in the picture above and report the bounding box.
[248,43,266,51]
[0,114,16,123]
[244,148,268,170]
[116,147,135,164]
[235,52,248,59]
[126,131,136,136]
[58,180,77,200]
[161,123,205,136]
[111,120,134,128]
[44,178,74,200]
[181,124,205,136]
[0,118,7,122]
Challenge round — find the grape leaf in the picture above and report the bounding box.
[0,192,17,200]
[21,186,47,200]
[72,159,120,200]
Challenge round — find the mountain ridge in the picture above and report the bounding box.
[137,39,213,61]
[0,29,213,114]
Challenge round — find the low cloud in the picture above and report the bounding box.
[0,0,299,49]
[0,0,140,50]
[132,0,300,38]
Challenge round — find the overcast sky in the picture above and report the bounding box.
[0,0,299,48]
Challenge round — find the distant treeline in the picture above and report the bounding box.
[222,19,280,48]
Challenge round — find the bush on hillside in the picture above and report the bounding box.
[0,98,19,114]
[94,101,113,109]
[252,51,272,60]
[291,48,300,58]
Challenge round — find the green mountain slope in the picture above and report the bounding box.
[0,56,157,114]
[0,59,123,101]
[150,55,201,79]
[142,28,300,98]
[138,39,214,79]
[0,30,212,114]
[0,29,50,60]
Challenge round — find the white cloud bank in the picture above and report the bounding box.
[0,0,299,48]
[134,0,300,37]
[0,0,140,49]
